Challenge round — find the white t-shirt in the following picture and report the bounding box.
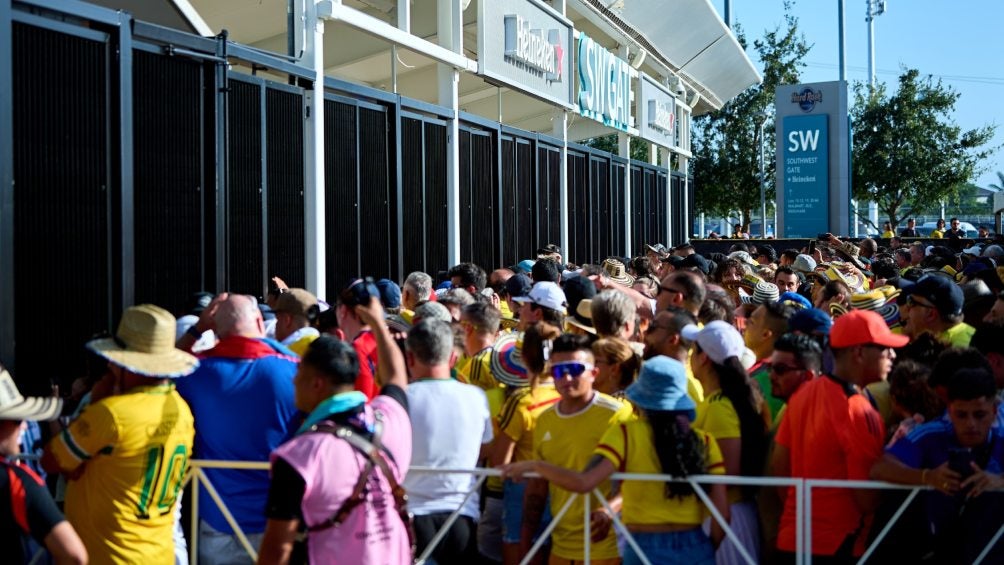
[404,378,493,518]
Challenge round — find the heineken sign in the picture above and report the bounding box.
[503,15,562,81]
[636,73,676,148]
[478,0,574,109]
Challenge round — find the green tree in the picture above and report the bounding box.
[989,171,1004,191]
[851,69,998,228]
[691,4,810,232]
[581,134,651,162]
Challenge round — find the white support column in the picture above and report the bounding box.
[660,147,671,245]
[439,0,462,266]
[304,0,326,296]
[553,110,570,259]
[619,132,632,257]
[553,0,569,259]
[391,0,410,92]
[681,154,690,240]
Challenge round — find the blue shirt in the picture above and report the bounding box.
[887,419,1004,537]
[176,336,300,534]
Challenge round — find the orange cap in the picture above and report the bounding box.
[829,310,909,349]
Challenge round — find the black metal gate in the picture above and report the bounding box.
[1,1,683,392]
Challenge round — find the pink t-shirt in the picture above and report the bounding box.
[272,395,412,564]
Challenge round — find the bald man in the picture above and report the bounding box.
[175,294,300,564]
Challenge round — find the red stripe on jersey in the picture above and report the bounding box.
[594,445,622,470]
[526,397,560,412]
[8,467,29,533]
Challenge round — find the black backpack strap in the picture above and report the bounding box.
[303,412,412,543]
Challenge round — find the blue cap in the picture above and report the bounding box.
[505,273,533,298]
[375,278,402,309]
[516,259,536,274]
[789,307,832,336]
[778,291,811,310]
[625,356,696,419]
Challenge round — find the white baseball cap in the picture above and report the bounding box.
[681,321,746,364]
[512,281,568,314]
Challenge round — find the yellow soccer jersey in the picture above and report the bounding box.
[532,392,633,560]
[595,419,724,526]
[49,383,195,565]
[498,383,561,463]
[695,391,740,440]
[456,346,503,391]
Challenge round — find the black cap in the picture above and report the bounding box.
[562,276,597,319]
[681,254,710,275]
[901,275,963,317]
[505,273,533,298]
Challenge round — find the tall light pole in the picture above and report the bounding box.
[758,112,771,238]
[866,0,887,90]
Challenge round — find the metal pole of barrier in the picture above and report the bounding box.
[190,468,200,565]
[973,520,1004,565]
[593,488,651,565]
[689,481,756,565]
[583,490,590,565]
[795,478,803,565]
[518,493,579,565]
[805,482,812,565]
[856,488,920,564]
[197,471,259,561]
[414,475,487,565]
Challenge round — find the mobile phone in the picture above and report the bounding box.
[948,447,975,478]
[808,240,816,255]
[818,233,831,241]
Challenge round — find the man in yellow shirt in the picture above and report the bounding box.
[901,276,974,348]
[521,334,633,564]
[44,305,199,565]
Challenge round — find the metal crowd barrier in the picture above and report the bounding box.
[182,460,1002,565]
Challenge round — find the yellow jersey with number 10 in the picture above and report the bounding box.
[49,383,195,565]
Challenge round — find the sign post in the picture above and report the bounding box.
[774,81,851,237]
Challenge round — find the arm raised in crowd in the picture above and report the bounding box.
[176,292,228,352]
[354,296,407,391]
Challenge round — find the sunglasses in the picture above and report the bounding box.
[906,295,935,309]
[768,362,804,375]
[551,362,593,380]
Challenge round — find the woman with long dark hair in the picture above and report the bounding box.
[684,320,768,564]
[502,356,730,564]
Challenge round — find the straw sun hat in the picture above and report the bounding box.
[0,366,63,421]
[87,304,200,379]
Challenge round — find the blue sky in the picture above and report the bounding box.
[712,0,1003,188]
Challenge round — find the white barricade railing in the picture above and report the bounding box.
[183,460,1002,565]
[803,479,1004,565]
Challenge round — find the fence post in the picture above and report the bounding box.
[414,475,487,565]
[190,467,200,565]
[583,490,590,565]
[519,493,578,565]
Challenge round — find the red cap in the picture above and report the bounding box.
[830,310,909,349]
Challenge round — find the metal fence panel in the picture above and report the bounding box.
[424,121,448,276]
[400,116,426,276]
[12,22,111,394]
[266,87,305,289]
[133,50,208,314]
[324,99,359,296]
[358,105,391,280]
[226,78,264,296]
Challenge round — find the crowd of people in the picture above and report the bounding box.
[3,233,1004,564]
